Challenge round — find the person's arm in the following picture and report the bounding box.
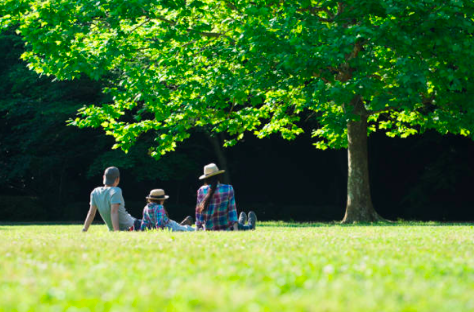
[228,186,238,230]
[109,188,123,231]
[195,188,204,230]
[155,205,168,229]
[111,203,120,231]
[82,205,97,232]
[141,207,149,231]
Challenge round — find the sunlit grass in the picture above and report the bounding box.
[1,222,473,311]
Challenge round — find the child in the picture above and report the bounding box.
[141,189,195,231]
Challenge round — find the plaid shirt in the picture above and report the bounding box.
[140,203,169,230]
[195,183,238,231]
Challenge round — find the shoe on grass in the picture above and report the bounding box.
[180,216,194,226]
[248,211,257,230]
[238,211,247,225]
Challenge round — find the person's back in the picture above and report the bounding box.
[82,166,138,232]
[196,183,237,231]
[141,201,169,230]
[90,186,134,231]
[141,189,195,232]
[195,163,257,231]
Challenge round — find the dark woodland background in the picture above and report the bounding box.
[1,31,473,223]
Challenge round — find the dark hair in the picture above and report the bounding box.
[147,199,169,217]
[198,175,219,213]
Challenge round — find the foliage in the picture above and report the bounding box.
[0,195,46,220]
[1,223,473,311]
[1,0,474,157]
[0,30,202,219]
[399,134,474,214]
[86,137,201,182]
[2,0,474,222]
[0,29,104,201]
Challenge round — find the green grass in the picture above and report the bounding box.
[1,222,473,311]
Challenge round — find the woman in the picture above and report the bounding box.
[195,163,256,231]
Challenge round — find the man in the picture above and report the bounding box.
[82,166,140,232]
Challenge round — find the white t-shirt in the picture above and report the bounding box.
[90,186,135,231]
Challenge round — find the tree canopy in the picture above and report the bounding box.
[0,29,201,220]
[2,0,474,221]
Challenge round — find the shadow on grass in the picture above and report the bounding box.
[0,221,88,227]
[1,221,473,228]
[259,220,474,228]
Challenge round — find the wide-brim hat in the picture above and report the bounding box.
[199,163,225,180]
[146,189,169,200]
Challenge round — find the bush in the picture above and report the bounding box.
[0,195,47,221]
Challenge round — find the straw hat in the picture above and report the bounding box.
[199,163,225,180]
[146,189,169,200]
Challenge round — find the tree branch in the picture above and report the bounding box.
[152,16,235,44]
[223,0,239,12]
[367,106,397,115]
[346,40,365,61]
[297,6,334,17]
[129,18,151,34]
[337,2,346,16]
[368,74,382,80]
[154,16,176,25]
[368,94,434,116]
[312,67,334,83]
[297,6,335,23]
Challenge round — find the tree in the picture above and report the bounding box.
[0,28,202,220]
[0,29,104,207]
[2,0,474,222]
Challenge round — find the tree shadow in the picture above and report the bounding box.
[0,221,85,227]
[1,221,473,229]
[259,220,474,228]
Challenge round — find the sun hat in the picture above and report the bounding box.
[146,189,170,200]
[104,166,120,185]
[199,163,225,180]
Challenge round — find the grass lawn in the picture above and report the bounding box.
[1,222,473,311]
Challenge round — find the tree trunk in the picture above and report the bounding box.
[342,114,384,223]
[206,133,232,184]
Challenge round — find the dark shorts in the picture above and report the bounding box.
[129,219,142,231]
